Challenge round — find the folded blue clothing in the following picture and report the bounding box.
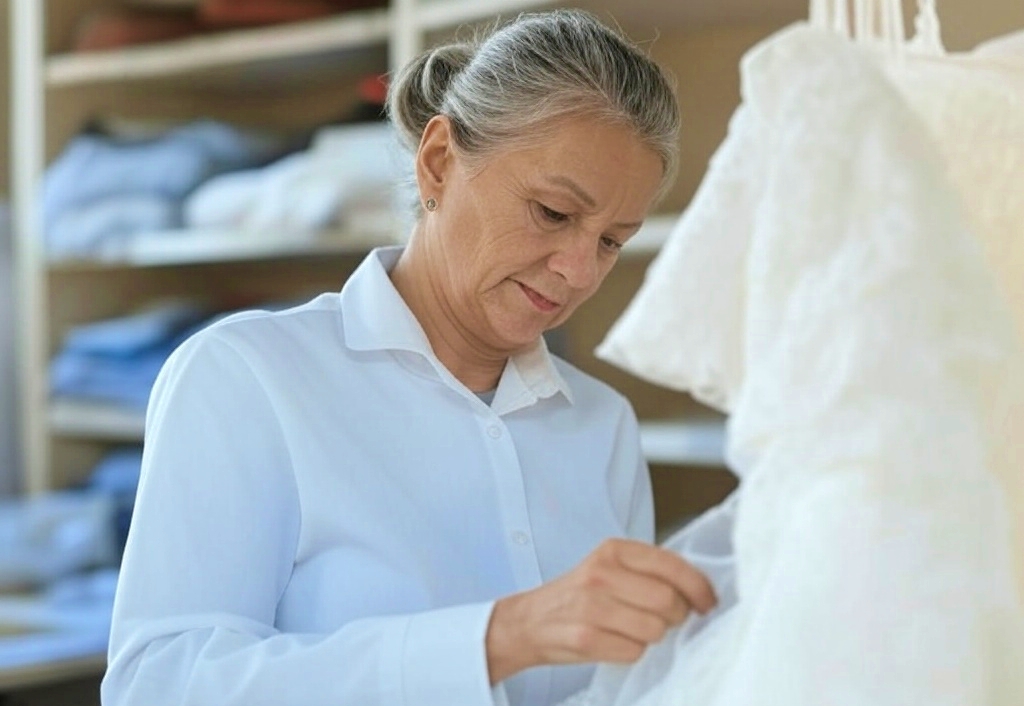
[50,300,296,407]
[51,319,207,408]
[87,448,143,498]
[50,344,180,408]
[47,193,181,259]
[42,119,286,233]
[61,302,206,358]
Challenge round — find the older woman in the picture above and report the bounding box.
[102,9,714,706]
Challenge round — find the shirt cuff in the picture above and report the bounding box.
[400,600,506,706]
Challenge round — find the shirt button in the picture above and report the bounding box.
[487,424,502,439]
[511,531,530,546]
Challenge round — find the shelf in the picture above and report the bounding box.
[46,9,391,87]
[41,209,668,273]
[417,0,555,31]
[638,417,727,467]
[0,591,111,690]
[0,651,106,691]
[580,0,806,29]
[47,226,403,271]
[622,212,677,257]
[47,404,729,462]
[49,399,146,442]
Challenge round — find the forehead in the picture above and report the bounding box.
[465,117,665,200]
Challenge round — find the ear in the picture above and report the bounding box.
[415,115,455,203]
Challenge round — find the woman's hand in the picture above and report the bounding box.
[485,538,717,684]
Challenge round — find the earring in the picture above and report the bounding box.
[424,197,438,212]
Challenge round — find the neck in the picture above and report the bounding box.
[390,238,510,393]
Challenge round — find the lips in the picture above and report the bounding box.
[516,281,560,312]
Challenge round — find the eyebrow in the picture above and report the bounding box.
[543,175,645,231]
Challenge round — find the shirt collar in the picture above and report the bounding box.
[340,247,574,413]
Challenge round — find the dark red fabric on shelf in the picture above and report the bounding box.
[73,10,203,52]
[70,0,387,53]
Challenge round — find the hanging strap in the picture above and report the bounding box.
[809,0,945,55]
[907,0,945,55]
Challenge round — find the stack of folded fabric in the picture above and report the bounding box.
[85,447,145,556]
[74,0,386,51]
[49,302,210,409]
[184,120,409,237]
[42,119,287,260]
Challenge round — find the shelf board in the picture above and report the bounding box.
[49,399,146,441]
[50,404,729,467]
[46,9,391,87]
[639,417,727,467]
[580,0,806,29]
[622,212,677,257]
[47,227,403,271]
[50,402,730,465]
[417,0,556,31]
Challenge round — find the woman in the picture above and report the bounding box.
[102,10,715,706]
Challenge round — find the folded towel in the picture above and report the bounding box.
[42,120,284,235]
[47,194,180,259]
[184,122,404,233]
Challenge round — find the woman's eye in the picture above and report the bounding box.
[538,204,570,223]
[600,236,624,253]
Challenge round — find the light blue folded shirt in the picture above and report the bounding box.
[42,120,286,235]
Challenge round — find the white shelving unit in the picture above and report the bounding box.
[45,9,393,86]
[639,418,726,467]
[11,0,810,495]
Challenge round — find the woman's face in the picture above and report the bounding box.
[416,115,665,353]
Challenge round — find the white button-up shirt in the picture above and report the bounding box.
[103,247,653,706]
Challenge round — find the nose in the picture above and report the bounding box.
[547,232,600,291]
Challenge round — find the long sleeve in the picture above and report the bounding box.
[102,330,504,706]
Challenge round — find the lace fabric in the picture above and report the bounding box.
[585,19,1024,706]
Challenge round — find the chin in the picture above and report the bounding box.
[490,318,548,352]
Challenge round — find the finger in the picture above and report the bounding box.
[565,622,648,665]
[577,591,673,652]
[610,540,718,614]
[594,564,691,625]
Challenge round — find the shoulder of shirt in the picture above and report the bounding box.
[549,353,633,413]
[170,292,343,365]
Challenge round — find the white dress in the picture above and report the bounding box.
[576,18,1024,706]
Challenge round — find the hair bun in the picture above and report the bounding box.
[387,42,475,152]
[422,43,474,105]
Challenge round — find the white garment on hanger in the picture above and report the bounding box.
[586,18,1024,706]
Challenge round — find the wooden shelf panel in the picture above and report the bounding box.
[40,209,670,272]
[418,0,555,31]
[623,212,677,257]
[49,399,146,442]
[46,9,391,86]
[639,417,727,467]
[50,397,728,468]
[46,227,403,271]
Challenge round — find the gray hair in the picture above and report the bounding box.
[386,9,680,196]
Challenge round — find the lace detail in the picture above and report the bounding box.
[593,23,1024,706]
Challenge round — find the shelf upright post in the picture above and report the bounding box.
[390,0,422,75]
[10,0,50,494]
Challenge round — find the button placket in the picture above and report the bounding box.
[479,415,544,588]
